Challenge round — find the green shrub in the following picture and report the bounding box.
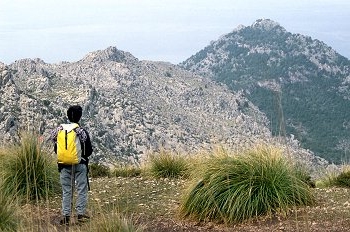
[112,164,142,177]
[0,191,18,232]
[149,150,189,179]
[335,170,350,187]
[180,145,315,224]
[1,132,59,201]
[315,173,338,188]
[316,166,350,188]
[89,163,111,178]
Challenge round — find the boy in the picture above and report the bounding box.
[50,105,93,225]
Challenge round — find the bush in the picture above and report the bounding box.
[148,150,189,179]
[316,166,350,188]
[335,170,350,187]
[180,145,315,224]
[89,163,111,178]
[1,132,59,201]
[112,164,142,177]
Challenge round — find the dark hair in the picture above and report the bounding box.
[67,105,82,123]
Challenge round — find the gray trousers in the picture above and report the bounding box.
[60,164,88,216]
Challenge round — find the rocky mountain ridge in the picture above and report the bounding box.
[180,19,350,163]
[0,46,330,175]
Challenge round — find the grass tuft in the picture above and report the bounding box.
[89,163,111,178]
[112,163,142,177]
[1,132,59,202]
[85,211,143,232]
[180,145,315,224]
[316,165,350,188]
[335,166,350,188]
[148,150,189,179]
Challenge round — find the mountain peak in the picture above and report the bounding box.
[180,19,350,163]
[81,46,138,63]
[251,18,286,32]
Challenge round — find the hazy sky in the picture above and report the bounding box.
[0,0,349,64]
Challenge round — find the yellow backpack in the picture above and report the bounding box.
[57,123,82,165]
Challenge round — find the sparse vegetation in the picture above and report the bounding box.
[1,139,350,231]
[89,163,111,178]
[112,163,142,177]
[316,166,350,188]
[83,210,143,232]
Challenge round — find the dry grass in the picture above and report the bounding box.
[10,176,350,232]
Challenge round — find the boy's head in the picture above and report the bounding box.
[67,105,82,123]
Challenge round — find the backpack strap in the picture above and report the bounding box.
[61,123,79,132]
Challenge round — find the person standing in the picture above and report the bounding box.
[50,105,93,225]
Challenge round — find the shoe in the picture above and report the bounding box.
[77,214,90,222]
[59,216,70,225]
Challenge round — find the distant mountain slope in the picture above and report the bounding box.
[0,47,329,172]
[0,48,273,163]
[180,19,350,163]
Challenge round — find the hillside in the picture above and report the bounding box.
[0,47,329,173]
[180,19,350,163]
[0,49,267,160]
